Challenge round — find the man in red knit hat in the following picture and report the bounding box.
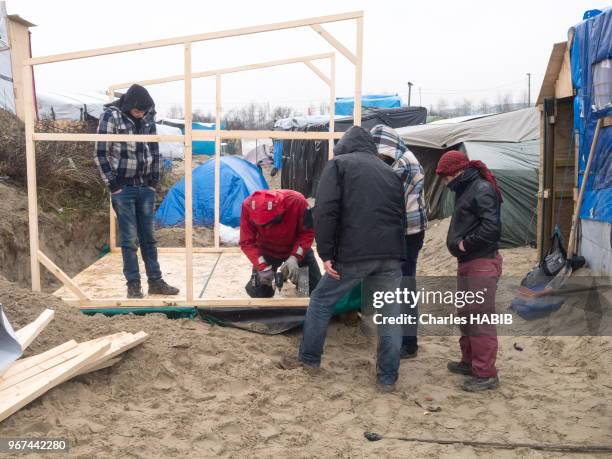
[436,150,503,392]
[240,189,321,297]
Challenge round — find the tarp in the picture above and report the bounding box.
[397,108,540,149]
[0,4,16,115]
[36,90,108,120]
[158,118,222,155]
[156,156,268,228]
[155,123,184,160]
[570,8,612,223]
[335,94,401,116]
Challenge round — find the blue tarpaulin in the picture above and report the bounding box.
[155,156,268,228]
[571,8,612,223]
[334,94,401,116]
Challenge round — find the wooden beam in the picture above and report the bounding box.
[71,298,309,308]
[310,24,357,64]
[14,309,54,350]
[157,246,242,253]
[1,341,78,380]
[184,42,194,302]
[192,130,343,140]
[214,74,221,249]
[328,54,336,159]
[353,16,363,126]
[0,341,110,423]
[80,356,121,374]
[23,64,41,291]
[303,60,331,86]
[32,133,184,142]
[28,11,363,65]
[109,53,334,91]
[37,250,89,301]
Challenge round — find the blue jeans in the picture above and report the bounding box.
[299,259,403,385]
[111,185,162,284]
[401,231,425,352]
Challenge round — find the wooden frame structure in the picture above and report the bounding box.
[23,12,364,309]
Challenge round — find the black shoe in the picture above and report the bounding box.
[400,346,418,359]
[462,375,500,392]
[376,382,396,393]
[447,361,473,376]
[148,279,180,295]
[127,281,144,299]
[278,356,320,374]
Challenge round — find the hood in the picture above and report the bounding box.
[106,84,155,114]
[370,124,407,161]
[333,126,378,157]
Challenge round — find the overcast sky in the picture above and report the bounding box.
[7,0,610,116]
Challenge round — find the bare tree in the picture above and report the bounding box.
[166,104,184,119]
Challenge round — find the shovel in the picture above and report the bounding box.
[544,117,603,293]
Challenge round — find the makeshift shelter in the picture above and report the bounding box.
[158,118,222,155]
[36,90,108,120]
[335,94,401,115]
[397,108,540,247]
[276,106,427,197]
[156,156,268,228]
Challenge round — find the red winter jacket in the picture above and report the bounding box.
[240,190,314,271]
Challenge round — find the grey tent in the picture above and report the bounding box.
[397,108,539,247]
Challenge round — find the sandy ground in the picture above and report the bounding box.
[1,216,611,457]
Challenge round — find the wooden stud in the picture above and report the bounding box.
[157,246,242,253]
[107,90,118,253]
[310,24,357,64]
[303,60,331,86]
[27,12,363,65]
[32,133,184,142]
[191,130,343,140]
[22,64,41,292]
[328,54,336,160]
[14,309,54,350]
[0,341,110,422]
[31,131,340,142]
[70,298,309,308]
[79,356,122,375]
[1,341,78,380]
[37,250,89,301]
[214,74,222,249]
[353,16,363,126]
[184,42,194,302]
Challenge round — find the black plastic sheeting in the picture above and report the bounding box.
[280,107,427,197]
[197,307,307,335]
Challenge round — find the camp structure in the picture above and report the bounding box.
[22,11,365,311]
[537,8,611,275]
[276,105,427,197]
[396,108,540,248]
[36,90,108,121]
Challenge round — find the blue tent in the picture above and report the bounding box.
[156,156,269,228]
[335,94,401,116]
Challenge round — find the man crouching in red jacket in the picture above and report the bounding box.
[240,189,322,297]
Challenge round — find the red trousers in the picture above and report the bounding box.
[456,253,503,378]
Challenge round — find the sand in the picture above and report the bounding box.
[1,217,611,457]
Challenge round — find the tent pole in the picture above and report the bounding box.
[184,42,194,301]
[214,75,221,249]
[353,16,363,126]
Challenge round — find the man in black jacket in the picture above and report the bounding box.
[436,150,503,392]
[290,126,406,392]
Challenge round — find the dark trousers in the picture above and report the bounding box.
[457,253,503,378]
[400,231,425,352]
[111,185,161,284]
[245,250,322,298]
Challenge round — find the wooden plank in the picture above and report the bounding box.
[23,64,41,291]
[108,91,118,253]
[329,54,336,159]
[157,246,241,253]
[28,11,363,65]
[109,53,334,91]
[310,24,357,64]
[304,60,331,86]
[191,130,343,140]
[0,341,110,423]
[6,17,32,121]
[70,298,310,308]
[37,250,89,301]
[14,309,54,350]
[353,16,363,126]
[1,341,78,380]
[184,42,194,302]
[214,75,222,249]
[32,133,184,142]
[80,357,121,374]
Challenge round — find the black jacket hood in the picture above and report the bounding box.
[333,126,378,157]
[106,84,155,114]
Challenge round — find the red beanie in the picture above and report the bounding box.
[436,150,503,202]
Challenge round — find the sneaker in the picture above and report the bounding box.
[278,356,319,374]
[447,361,473,376]
[400,346,418,360]
[462,375,500,392]
[148,279,179,295]
[375,382,396,393]
[127,281,144,299]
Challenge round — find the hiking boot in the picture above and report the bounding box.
[148,279,179,295]
[447,361,473,376]
[400,346,418,360]
[127,281,144,299]
[278,356,319,374]
[462,375,500,392]
[376,382,396,393]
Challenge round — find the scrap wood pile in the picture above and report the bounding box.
[0,308,147,423]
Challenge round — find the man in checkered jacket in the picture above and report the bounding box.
[94,84,178,299]
[371,124,428,359]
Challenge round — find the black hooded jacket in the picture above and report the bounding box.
[313,126,406,264]
[446,167,502,262]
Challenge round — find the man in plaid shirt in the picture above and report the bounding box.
[371,124,427,358]
[95,84,179,298]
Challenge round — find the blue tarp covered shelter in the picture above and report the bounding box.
[158,119,223,155]
[156,156,268,228]
[334,94,401,116]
